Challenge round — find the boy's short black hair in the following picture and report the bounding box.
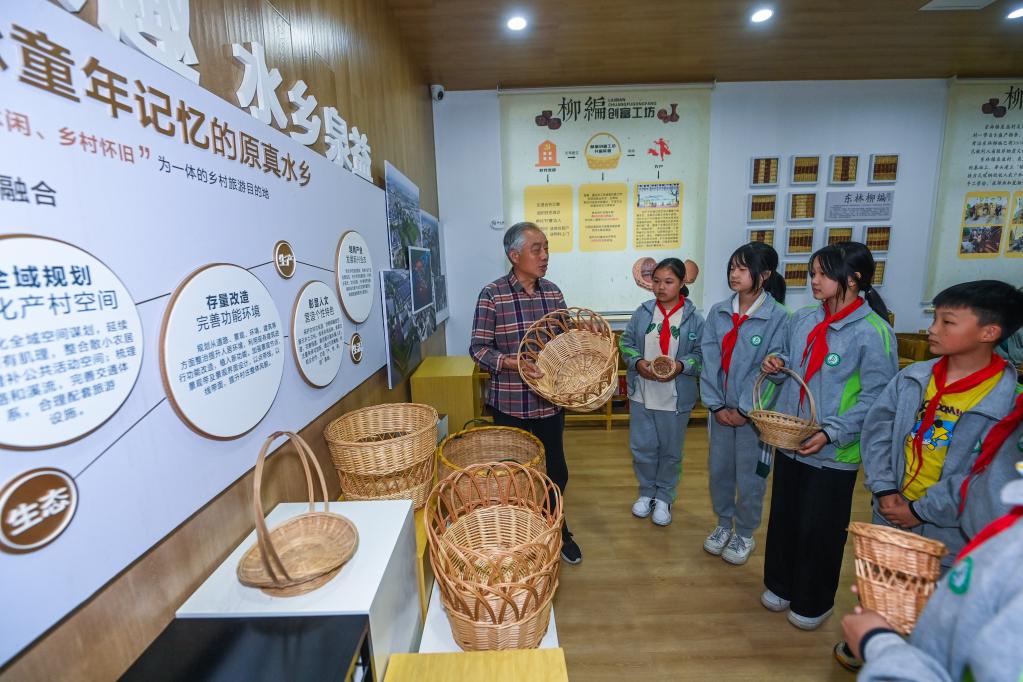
[933,280,1023,342]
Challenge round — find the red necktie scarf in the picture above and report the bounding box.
[903,354,1007,494]
[720,313,748,377]
[955,506,1022,563]
[657,299,685,356]
[798,297,865,406]
[959,390,1023,514]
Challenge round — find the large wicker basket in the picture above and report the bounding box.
[237,431,359,597]
[848,522,947,634]
[441,569,558,650]
[437,425,545,488]
[750,367,820,450]
[324,403,438,508]
[516,307,618,412]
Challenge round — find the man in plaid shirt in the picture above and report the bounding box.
[470,222,582,564]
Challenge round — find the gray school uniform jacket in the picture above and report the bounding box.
[859,509,1023,682]
[770,302,898,470]
[699,293,790,416]
[861,359,1019,542]
[619,299,704,414]
[961,424,1023,540]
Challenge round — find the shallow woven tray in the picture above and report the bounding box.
[237,431,359,597]
[848,522,947,635]
[650,355,677,380]
[749,367,820,450]
[517,308,618,412]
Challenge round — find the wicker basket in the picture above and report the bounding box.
[237,431,359,597]
[848,522,947,634]
[749,367,820,450]
[516,307,618,412]
[650,355,677,380]
[437,425,545,492]
[324,403,438,508]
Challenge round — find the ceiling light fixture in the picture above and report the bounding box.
[750,7,774,23]
[507,16,527,31]
[1007,6,1023,18]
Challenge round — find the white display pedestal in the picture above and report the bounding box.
[418,582,559,653]
[177,500,420,678]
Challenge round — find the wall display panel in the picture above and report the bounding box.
[0,3,393,666]
[748,193,777,223]
[747,228,775,246]
[786,227,815,255]
[335,231,375,325]
[927,80,1023,296]
[864,226,892,254]
[869,154,900,184]
[750,156,780,187]
[783,261,810,289]
[826,226,856,245]
[829,154,859,185]
[501,86,711,312]
[290,280,344,388]
[788,193,817,222]
[790,155,820,185]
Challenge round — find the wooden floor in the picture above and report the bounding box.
[554,422,871,681]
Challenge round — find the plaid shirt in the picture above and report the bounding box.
[470,270,567,418]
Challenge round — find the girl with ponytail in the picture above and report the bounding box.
[758,241,899,630]
[699,242,791,565]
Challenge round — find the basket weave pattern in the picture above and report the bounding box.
[848,522,947,635]
[437,426,546,499]
[516,307,618,412]
[236,431,359,597]
[324,403,438,508]
[426,462,563,650]
[749,367,820,450]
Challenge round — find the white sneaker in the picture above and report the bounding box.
[788,609,833,630]
[631,496,654,518]
[760,589,790,612]
[703,526,732,555]
[651,500,672,526]
[721,534,755,565]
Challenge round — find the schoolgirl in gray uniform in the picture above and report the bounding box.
[759,242,899,630]
[620,258,704,526]
[700,242,790,565]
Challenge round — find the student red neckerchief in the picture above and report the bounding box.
[955,506,1023,563]
[720,313,748,378]
[902,354,1007,494]
[798,297,865,406]
[657,299,685,356]
[958,390,1023,514]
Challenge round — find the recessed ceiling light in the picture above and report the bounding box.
[507,16,527,30]
[750,7,774,23]
[1008,6,1023,18]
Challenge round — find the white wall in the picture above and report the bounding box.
[705,80,948,331]
[434,81,950,351]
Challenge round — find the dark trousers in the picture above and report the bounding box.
[491,408,569,530]
[763,452,857,618]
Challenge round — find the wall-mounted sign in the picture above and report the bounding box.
[0,235,144,450]
[335,230,374,323]
[290,281,343,387]
[273,240,296,279]
[0,468,78,554]
[824,190,895,222]
[159,264,284,439]
[350,332,364,364]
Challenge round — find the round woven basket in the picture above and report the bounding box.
[649,355,677,380]
[237,431,359,597]
[324,403,438,507]
[848,522,947,634]
[516,308,618,412]
[749,367,820,450]
[438,425,545,487]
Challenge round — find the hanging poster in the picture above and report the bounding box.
[335,230,375,324]
[384,162,421,270]
[501,86,711,312]
[419,211,449,323]
[291,280,343,388]
[0,235,144,450]
[380,269,421,389]
[409,246,434,312]
[926,81,1023,297]
[160,264,284,439]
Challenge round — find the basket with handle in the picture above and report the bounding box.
[848,522,947,634]
[323,403,438,508]
[749,367,820,450]
[236,431,359,597]
[516,307,618,412]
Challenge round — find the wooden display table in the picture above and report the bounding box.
[386,648,569,682]
[177,500,419,679]
[414,506,434,622]
[410,356,483,433]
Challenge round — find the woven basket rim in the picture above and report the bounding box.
[238,512,358,588]
[324,402,439,446]
[848,521,948,558]
[437,426,545,473]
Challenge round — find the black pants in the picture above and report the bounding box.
[491,408,569,529]
[763,452,857,618]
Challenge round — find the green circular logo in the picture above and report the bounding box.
[1017,434,1023,454]
[948,556,973,595]
[825,353,841,367]
[688,331,697,341]
[751,335,763,346]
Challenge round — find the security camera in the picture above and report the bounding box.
[430,84,445,102]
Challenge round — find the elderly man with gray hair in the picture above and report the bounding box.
[469,221,582,564]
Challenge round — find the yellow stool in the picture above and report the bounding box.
[386,648,569,682]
